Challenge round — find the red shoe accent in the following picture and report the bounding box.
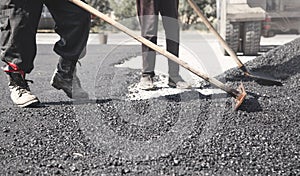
[2,62,25,78]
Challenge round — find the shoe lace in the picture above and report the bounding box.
[13,79,34,97]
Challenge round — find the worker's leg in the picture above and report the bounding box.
[136,0,159,77]
[0,0,43,73]
[0,0,42,107]
[46,0,90,99]
[160,0,190,88]
[159,0,180,78]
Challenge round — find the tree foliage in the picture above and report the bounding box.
[179,0,216,30]
[109,0,139,30]
[86,0,111,13]
[86,0,112,29]
[86,0,216,31]
[109,0,136,19]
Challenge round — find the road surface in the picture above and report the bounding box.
[0,31,299,175]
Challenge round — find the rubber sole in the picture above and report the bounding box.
[17,98,40,108]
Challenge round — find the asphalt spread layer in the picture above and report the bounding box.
[0,39,299,175]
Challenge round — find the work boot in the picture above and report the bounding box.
[139,75,155,90]
[3,64,40,107]
[168,76,191,89]
[50,58,89,100]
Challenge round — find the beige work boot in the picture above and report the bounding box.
[7,72,40,108]
[168,76,191,89]
[139,75,155,90]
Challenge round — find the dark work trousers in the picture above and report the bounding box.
[0,0,90,73]
[136,0,180,78]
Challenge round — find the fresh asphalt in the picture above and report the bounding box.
[0,31,299,175]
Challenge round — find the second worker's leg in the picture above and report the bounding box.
[160,0,190,89]
[136,0,159,90]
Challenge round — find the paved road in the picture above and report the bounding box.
[34,32,299,100]
[37,31,299,75]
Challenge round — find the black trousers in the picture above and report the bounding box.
[136,0,180,78]
[0,0,90,73]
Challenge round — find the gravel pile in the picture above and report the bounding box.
[0,38,299,175]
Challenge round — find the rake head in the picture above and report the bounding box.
[234,83,247,111]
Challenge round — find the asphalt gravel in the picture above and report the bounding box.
[0,38,299,175]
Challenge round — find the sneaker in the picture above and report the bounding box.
[139,75,155,90]
[50,68,89,100]
[4,66,40,108]
[168,76,191,89]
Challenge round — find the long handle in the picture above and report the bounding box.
[68,0,242,98]
[187,0,246,71]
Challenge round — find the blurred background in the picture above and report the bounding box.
[38,0,217,32]
[38,0,300,55]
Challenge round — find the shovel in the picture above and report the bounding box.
[69,0,247,110]
[187,0,282,86]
